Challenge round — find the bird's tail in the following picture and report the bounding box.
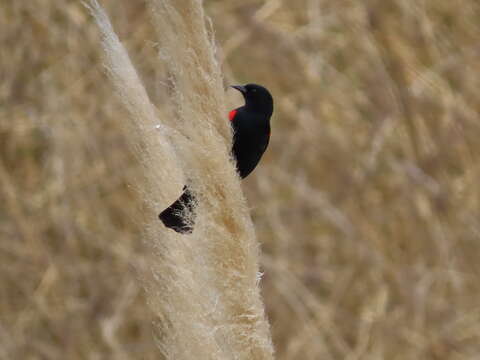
[159,186,195,234]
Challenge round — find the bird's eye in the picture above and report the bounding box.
[251,88,257,92]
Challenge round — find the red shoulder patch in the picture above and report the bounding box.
[229,109,237,121]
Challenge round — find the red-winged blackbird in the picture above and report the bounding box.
[159,84,273,233]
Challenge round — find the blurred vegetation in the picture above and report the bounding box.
[2,0,480,359]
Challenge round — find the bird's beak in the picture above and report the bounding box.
[231,85,247,94]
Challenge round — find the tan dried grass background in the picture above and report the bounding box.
[2,0,480,359]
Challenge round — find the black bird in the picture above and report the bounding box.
[159,83,273,233]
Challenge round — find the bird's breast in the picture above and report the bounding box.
[232,120,270,178]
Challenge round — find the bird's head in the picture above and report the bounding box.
[231,83,273,116]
